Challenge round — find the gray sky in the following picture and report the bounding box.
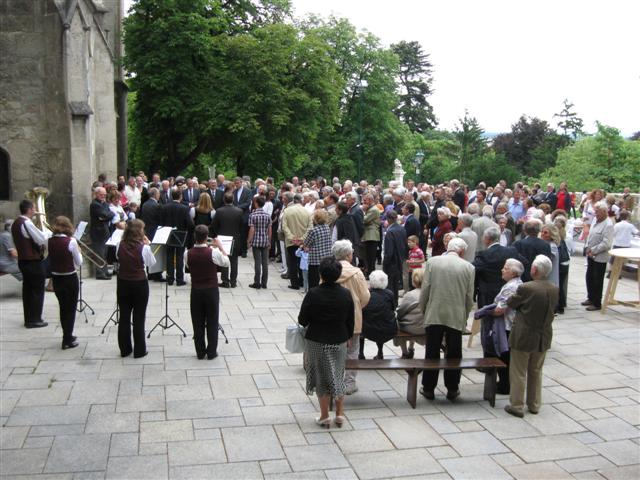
[123,0,639,135]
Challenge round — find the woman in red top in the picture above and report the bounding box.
[48,216,83,349]
[430,207,453,257]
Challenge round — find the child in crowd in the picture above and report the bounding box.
[295,247,309,292]
[406,235,425,291]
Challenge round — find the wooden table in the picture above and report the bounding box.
[602,248,640,313]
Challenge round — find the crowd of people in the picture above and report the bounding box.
[2,169,638,425]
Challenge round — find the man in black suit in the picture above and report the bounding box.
[473,227,521,308]
[210,192,243,287]
[427,187,446,238]
[402,203,422,240]
[417,191,431,251]
[513,219,552,281]
[232,177,252,257]
[89,187,115,279]
[162,189,194,286]
[159,180,172,205]
[383,210,408,304]
[345,191,364,265]
[140,187,164,281]
[542,183,557,210]
[335,202,359,251]
[182,178,200,208]
[451,179,466,213]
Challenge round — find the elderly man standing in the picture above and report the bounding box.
[504,255,558,417]
[457,214,478,262]
[383,210,407,304]
[582,202,614,311]
[419,238,475,401]
[281,193,312,290]
[513,219,551,281]
[471,205,498,254]
[90,187,115,280]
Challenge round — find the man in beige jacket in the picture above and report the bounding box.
[333,240,371,395]
[281,193,312,290]
[419,238,475,401]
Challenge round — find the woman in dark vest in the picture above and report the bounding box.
[48,216,83,349]
[190,192,215,227]
[116,219,156,358]
[185,225,229,359]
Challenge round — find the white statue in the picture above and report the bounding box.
[393,158,405,186]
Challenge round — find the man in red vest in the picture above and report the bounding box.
[185,225,229,359]
[10,200,49,328]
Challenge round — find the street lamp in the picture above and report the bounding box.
[413,150,424,182]
[355,79,368,181]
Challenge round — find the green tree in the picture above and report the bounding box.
[453,110,486,184]
[493,115,569,177]
[391,40,437,133]
[553,98,584,140]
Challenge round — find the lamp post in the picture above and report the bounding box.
[413,150,424,182]
[355,79,368,182]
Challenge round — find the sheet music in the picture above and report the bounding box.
[217,235,234,256]
[151,226,173,245]
[74,221,87,240]
[105,229,124,246]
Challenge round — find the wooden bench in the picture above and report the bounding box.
[345,357,506,408]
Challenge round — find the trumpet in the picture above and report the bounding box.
[26,187,107,269]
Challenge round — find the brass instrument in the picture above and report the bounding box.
[25,187,107,269]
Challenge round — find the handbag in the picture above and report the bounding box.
[285,324,307,353]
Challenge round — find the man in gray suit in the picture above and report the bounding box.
[504,255,559,418]
[583,202,614,311]
[419,238,475,401]
[457,214,477,262]
[471,205,498,254]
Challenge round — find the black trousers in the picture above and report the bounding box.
[559,264,569,309]
[190,287,219,358]
[252,246,269,286]
[422,324,462,392]
[586,257,607,308]
[166,246,185,282]
[52,274,79,342]
[363,240,378,278]
[240,222,249,256]
[308,264,320,289]
[17,259,45,325]
[386,270,401,305]
[286,245,302,288]
[117,278,149,357]
[220,254,239,284]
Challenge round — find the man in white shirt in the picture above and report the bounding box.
[124,176,141,205]
[10,200,50,328]
[613,210,638,248]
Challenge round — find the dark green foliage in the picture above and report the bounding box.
[553,99,584,140]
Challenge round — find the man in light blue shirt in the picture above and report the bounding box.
[508,189,526,224]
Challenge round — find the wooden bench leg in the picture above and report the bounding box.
[406,369,419,409]
[483,368,497,407]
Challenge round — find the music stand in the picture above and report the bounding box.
[148,230,187,338]
[74,222,95,323]
[101,260,119,334]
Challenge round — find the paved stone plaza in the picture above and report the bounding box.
[1,254,638,479]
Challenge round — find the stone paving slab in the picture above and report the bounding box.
[1,254,639,478]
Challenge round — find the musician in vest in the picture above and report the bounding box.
[48,216,83,349]
[11,200,49,328]
[116,219,156,358]
[185,225,230,359]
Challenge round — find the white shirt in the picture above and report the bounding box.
[183,243,230,269]
[115,243,157,268]
[613,221,639,247]
[124,185,141,205]
[18,215,50,247]
[51,234,83,275]
[109,204,126,224]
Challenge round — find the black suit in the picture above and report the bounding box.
[90,199,115,278]
[140,198,162,239]
[233,187,252,256]
[404,214,421,241]
[162,201,194,283]
[159,189,172,205]
[182,187,200,207]
[427,199,445,231]
[335,215,359,247]
[382,223,408,303]
[513,235,552,281]
[210,204,243,285]
[473,243,521,307]
[453,188,466,213]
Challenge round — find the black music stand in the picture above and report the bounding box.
[148,230,187,338]
[101,260,119,334]
[76,267,94,323]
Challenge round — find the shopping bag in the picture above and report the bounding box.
[285,324,307,353]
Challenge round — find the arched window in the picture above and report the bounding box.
[0,148,9,200]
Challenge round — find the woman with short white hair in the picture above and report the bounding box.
[430,207,452,257]
[359,270,396,359]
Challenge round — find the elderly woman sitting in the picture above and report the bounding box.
[359,270,397,360]
[395,268,426,359]
[332,239,370,395]
[476,258,524,395]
